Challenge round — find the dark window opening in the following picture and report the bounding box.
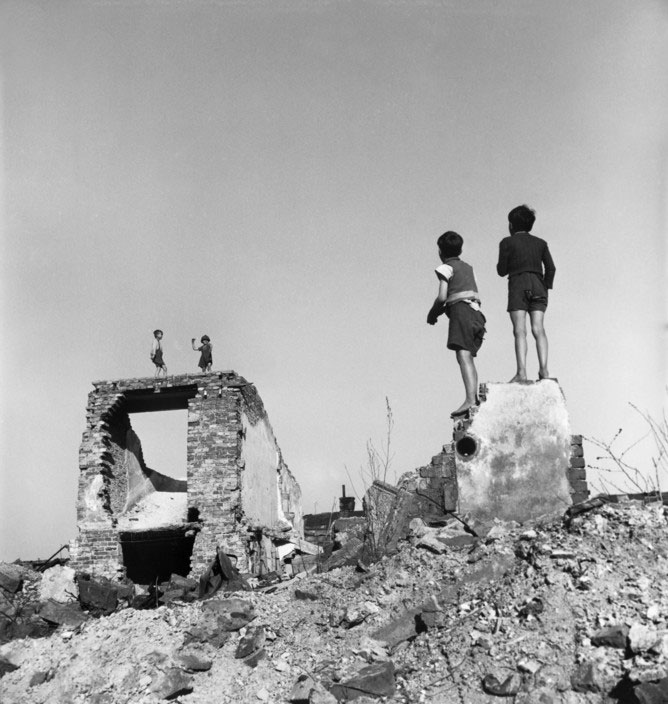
[120,529,195,584]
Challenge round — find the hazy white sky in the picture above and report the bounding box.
[1,0,666,561]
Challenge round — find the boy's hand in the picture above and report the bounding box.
[427,311,438,325]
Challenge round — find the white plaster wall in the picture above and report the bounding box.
[240,412,292,532]
[79,474,110,526]
[457,381,572,525]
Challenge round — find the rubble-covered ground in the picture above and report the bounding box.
[2,498,668,704]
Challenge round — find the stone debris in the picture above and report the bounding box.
[150,667,193,699]
[1,497,668,703]
[38,565,78,603]
[236,625,267,660]
[329,660,396,701]
[481,672,522,696]
[37,600,87,629]
[200,596,257,631]
[0,565,25,594]
[77,576,124,615]
[590,624,629,649]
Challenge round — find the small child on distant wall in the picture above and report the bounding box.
[192,335,213,373]
[427,231,486,419]
[150,329,167,378]
[496,204,556,382]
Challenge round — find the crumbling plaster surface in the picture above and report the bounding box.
[239,411,300,535]
[456,380,572,527]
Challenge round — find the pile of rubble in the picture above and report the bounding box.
[1,496,668,703]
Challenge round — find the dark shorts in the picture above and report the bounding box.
[446,302,486,357]
[507,272,548,312]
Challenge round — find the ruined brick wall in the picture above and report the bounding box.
[70,388,126,579]
[186,385,244,575]
[70,372,305,581]
[568,435,589,504]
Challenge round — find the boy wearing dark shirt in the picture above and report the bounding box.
[497,204,556,382]
[427,231,486,418]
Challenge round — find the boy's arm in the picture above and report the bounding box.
[151,339,158,358]
[427,278,449,325]
[542,244,556,289]
[496,238,509,277]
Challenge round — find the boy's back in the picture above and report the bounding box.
[497,231,555,289]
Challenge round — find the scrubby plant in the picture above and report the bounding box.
[587,402,667,499]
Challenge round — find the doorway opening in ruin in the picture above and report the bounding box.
[129,409,188,480]
[120,529,195,584]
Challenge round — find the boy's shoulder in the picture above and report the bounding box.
[435,262,454,280]
[504,232,547,246]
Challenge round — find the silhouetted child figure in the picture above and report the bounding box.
[150,329,167,378]
[192,335,213,373]
[496,204,556,382]
[427,231,486,418]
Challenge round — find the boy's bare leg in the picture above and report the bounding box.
[509,310,528,382]
[530,310,549,378]
[452,349,478,415]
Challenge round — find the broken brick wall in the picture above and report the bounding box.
[70,373,305,581]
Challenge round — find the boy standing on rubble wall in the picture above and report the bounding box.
[192,335,213,373]
[427,231,486,419]
[496,204,556,382]
[150,329,167,378]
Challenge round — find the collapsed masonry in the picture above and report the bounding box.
[366,380,589,552]
[69,372,317,583]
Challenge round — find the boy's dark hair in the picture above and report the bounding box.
[153,329,163,336]
[201,335,210,343]
[508,204,536,232]
[437,231,463,258]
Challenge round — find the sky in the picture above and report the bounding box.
[1,0,666,562]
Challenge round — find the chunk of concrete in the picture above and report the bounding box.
[173,652,212,672]
[372,609,423,648]
[456,381,572,526]
[329,660,396,701]
[78,577,119,615]
[150,668,193,700]
[289,673,318,702]
[201,597,256,631]
[39,565,78,603]
[634,677,668,704]
[591,625,629,649]
[38,600,87,628]
[235,625,266,659]
[0,564,24,594]
[0,656,19,678]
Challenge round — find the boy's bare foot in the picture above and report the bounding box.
[538,370,552,380]
[450,402,474,418]
[508,373,527,383]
